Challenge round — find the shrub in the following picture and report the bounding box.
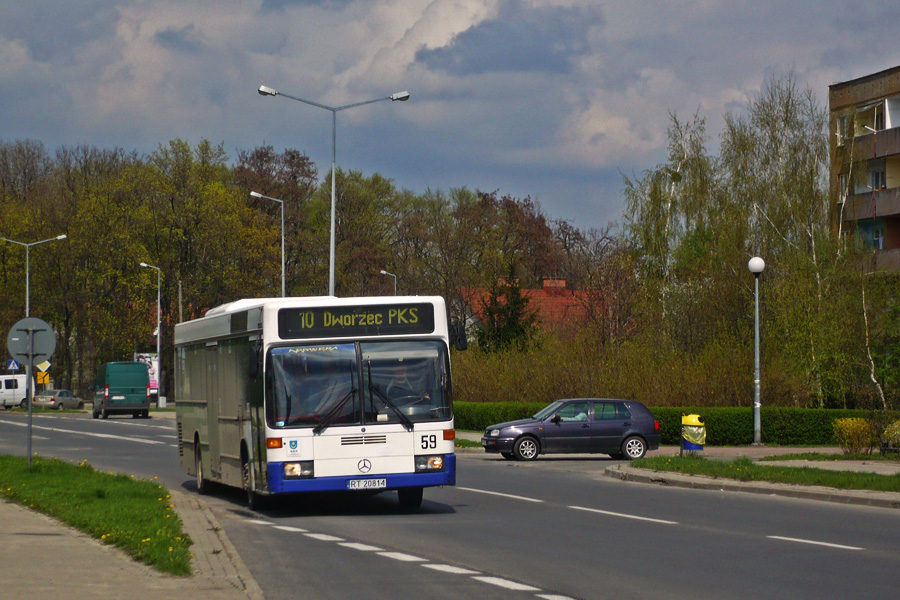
[832,418,878,454]
[883,420,900,448]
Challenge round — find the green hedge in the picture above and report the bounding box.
[455,403,896,446]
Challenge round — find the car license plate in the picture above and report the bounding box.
[111,395,125,400]
[347,478,386,490]
[481,440,488,446]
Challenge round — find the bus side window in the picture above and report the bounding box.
[249,341,262,379]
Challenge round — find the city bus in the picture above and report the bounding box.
[175,296,461,509]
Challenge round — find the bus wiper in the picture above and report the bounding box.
[367,360,414,432]
[312,388,358,435]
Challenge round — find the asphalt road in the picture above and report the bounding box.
[2,411,899,600]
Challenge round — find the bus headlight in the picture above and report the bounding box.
[284,461,314,479]
[415,455,444,472]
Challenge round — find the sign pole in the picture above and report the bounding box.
[26,332,33,467]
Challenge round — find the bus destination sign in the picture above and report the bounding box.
[278,303,435,339]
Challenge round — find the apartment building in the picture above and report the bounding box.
[830,65,900,271]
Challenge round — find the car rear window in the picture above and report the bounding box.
[594,402,631,420]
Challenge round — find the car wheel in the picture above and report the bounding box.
[101,407,109,419]
[56,403,65,411]
[501,452,515,460]
[196,445,209,495]
[622,436,647,459]
[77,402,84,409]
[19,399,27,408]
[398,486,424,509]
[92,408,99,419]
[514,436,540,461]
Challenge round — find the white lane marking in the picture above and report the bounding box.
[340,542,384,552]
[472,576,541,591]
[248,519,274,526]
[570,505,679,525]
[305,533,344,542]
[457,486,543,503]
[378,551,426,562]
[767,536,864,551]
[0,420,164,445]
[537,595,578,600]
[273,525,307,533]
[423,564,481,575]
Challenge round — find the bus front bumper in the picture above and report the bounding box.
[265,453,456,494]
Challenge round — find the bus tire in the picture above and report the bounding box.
[398,486,423,509]
[242,450,265,510]
[195,444,209,494]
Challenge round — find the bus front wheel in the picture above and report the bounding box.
[242,451,264,510]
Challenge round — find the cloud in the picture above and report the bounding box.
[415,0,599,76]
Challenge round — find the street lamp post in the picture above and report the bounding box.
[748,256,765,446]
[139,262,161,400]
[258,84,410,296]
[250,191,286,297]
[379,269,397,295]
[0,234,68,317]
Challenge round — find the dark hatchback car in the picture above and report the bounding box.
[481,398,660,460]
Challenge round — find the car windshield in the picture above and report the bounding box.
[265,340,451,430]
[533,401,564,420]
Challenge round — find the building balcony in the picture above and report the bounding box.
[873,247,900,271]
[841,187,900,221]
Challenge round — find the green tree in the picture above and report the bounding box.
[475,262,538,352]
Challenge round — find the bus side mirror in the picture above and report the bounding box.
[451,323,468,351]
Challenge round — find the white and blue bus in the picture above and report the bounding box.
[175,296,460,509]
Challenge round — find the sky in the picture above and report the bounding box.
[2,0,899,231]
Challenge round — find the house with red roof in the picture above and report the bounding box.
[460,278,591,336]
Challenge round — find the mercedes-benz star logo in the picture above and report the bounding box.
[358,459,372,474]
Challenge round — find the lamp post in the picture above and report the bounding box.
[0,234,67,317]
[379,269,397,295]
[250,191,286,297]
[258,84,410,296]
[748,256,765,446]
[139,262,161,398]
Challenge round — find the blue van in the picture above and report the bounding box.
[92,362,151,419]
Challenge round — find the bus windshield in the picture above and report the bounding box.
[265,340,451,430]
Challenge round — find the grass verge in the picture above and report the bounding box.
[633,454,900,493]
[0,455,192,575]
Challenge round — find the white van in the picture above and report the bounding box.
[0,374,30,408]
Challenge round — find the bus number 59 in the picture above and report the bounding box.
[421,434,437,449]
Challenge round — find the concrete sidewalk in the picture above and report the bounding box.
[0,490,262,600]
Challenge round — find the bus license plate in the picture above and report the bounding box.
[348,478,386,490]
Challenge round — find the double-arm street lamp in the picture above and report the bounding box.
[139,262,162,395]
[748,256,765,446]
[250,191,286,297]
[379,269,397,295]
[257,84,410,296]
[0,234,67,317]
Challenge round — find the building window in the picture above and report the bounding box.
[875,108,885,131]
[838,173,848,202]
[837,115,848,145]
[871,170,886,190]
[872,228,884,250]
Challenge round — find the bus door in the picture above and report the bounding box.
[206,344,221,479]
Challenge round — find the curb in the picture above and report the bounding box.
[603,464,900,510]
[171,490,265,600]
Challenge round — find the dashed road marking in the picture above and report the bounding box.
[457,486,543,503]
[570,505,679,525]
[767,536,863,551]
